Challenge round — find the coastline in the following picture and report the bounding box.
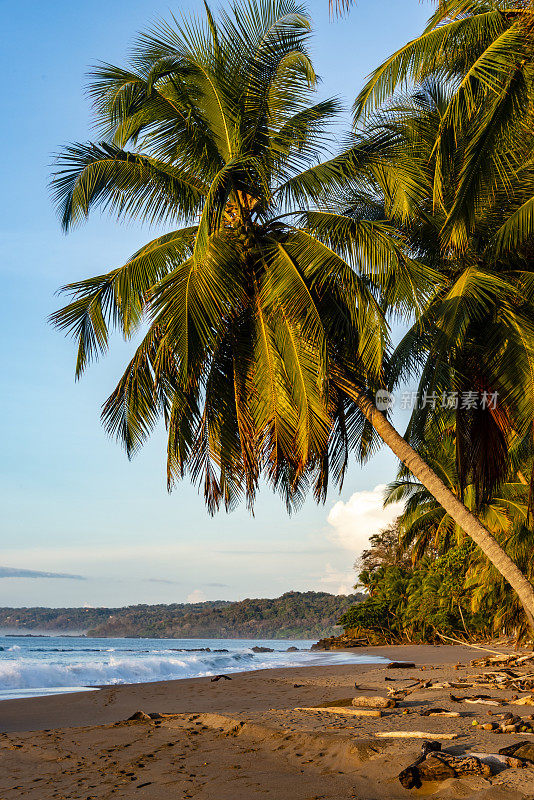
[1,644,533,799]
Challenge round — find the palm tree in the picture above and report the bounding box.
[50,0,534,625]
[385,436,529,558]
[50,0,414,510]
[351,82,534,512]
[353,0,534,252]
[320,79,534,624]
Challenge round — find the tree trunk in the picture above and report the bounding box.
[333,375,534,631]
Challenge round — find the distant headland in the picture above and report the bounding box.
[0,591,363,639]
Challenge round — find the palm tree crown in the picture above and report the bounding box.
[51,0,416,513]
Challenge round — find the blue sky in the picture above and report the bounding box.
[0,0,429,607]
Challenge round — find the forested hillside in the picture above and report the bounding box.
[0,592,363,639]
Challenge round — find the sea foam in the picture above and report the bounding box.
[0,651,256,689]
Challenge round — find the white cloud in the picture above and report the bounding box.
[187,589,207,603]
[318,563,356,595]
[326,484,403,556]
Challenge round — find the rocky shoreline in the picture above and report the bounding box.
[311,629,372,650]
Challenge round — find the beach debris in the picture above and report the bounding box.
[127,711,152,721]
[211,674,232,682]
[420,708,460,717]
[511,694,534,706]
[428,681,486,689]
[397,740,442,788]
[398,746,492,789]
[475,712,534,734]
[468,752,525,770]
[386,680,431,702]
[311,635,367,650]
[375,731,458,739]
[387,661,416,669]
[352,695,396,709]
[429,666,534,694]
[470,652,534,669]
[295,706,383,717]
[450,694,504,706]
[498,741,534,763]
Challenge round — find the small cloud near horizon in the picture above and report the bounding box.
[0,566,85,580]
[318,563,357,596]
[187,589,207,603]
[146,578,181,585]
[327,484,403,556]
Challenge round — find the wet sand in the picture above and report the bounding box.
[1,644,533,799]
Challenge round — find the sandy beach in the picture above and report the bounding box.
[1,644,533,799]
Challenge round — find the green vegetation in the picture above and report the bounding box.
[340,432,534,642]
[0,592,362,639]
[51,0,534,630]
[340,531,487,643]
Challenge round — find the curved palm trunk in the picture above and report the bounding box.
[334,374,534,631]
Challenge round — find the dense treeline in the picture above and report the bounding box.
[0,592,362,639]
[340,528,487,643]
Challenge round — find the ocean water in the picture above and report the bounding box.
[0,635,387,700]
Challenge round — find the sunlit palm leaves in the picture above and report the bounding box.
[354,0,534,252]
[339,82,534,504]
[51,0,425,513]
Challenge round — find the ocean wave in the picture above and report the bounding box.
[0,651,257,690]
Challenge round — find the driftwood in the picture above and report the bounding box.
[435,632,512,657]
[464,698,505,706]
[465,669,534,693]
[387,661,416,669]
[376,731,458,739]
[469,752,525,770]
[477,712,534,734]
[418,754,491,782]
[211,674,232,682]
[294,706,382,717]
[512,695,534,706]
[397,741,442,789]
[420,708,460,717]
[352,695,396,709]
[450,694,504,706]
[499,741,534,763]
[471,652,534,669]
[387,680,430,702]
[398,743,493,789]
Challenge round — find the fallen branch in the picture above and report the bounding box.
[376,731,458,739]
[434,632,511,657]
[295,706,382,717]
[420,708,460,717]
[450,694,504,705]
